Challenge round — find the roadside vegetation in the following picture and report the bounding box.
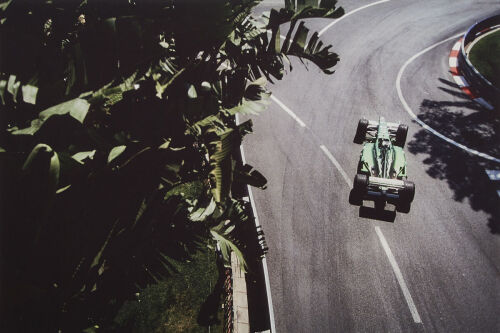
[0,0,343,331]
[114,246,223,332]
[468,30,500,88]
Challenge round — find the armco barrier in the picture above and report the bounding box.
[458,14,500,110]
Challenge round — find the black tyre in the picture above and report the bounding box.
[349,189,363,206]
[354,118,369,143]
[396,202,411,213]
[353,174,368,192]
[402,180,415,202]
[395,124,408,147]
[397,181,414,213]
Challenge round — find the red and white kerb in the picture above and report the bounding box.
[449,39,494,110]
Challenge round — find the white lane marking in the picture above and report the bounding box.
[320,145,353,187]
[318,0,391,36]
[270,95,353,187]
[375,226,422,324]
[396,33,500,164]
[236,114,277,333]
[271,95,307,127]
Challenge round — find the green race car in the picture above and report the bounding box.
[350,117,415,213]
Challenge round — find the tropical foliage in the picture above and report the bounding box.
[0,0,343,330]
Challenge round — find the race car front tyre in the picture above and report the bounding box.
[354,118,369,143]
[395,124,408,147]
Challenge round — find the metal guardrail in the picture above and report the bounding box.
[458,14,500,109]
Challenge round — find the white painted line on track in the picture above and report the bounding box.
[320,145,353,188]
[271,95,307,127]
[318,0,391,36]
[375,226,422,324]
[270,95,353,187]
[396,33,500,164]
[236,114,277,333]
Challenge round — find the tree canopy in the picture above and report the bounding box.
[0,0,343,331]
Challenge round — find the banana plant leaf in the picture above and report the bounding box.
[12,98,90,135]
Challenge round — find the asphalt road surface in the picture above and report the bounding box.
[243,1,500,332]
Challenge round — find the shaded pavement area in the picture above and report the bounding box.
[408,77,500,233]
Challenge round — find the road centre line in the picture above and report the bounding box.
[375,227,422,323]
[262,2,429,329]
[269,1,424,325]
[318,0,391,36]
[320,145,353,187]
[270,95,306,127]
[271,93,423,329]
[271,93,353,187]
[396,33,500,164]
[270,0,397,183]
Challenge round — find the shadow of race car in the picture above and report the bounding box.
[349,117,415,213]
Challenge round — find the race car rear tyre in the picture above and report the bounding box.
[354,118,369,143]
[396,202,411,213]
[400,180,415,203]
[349,189,363,206]
[353,174,368,192]
[395,124,408,147]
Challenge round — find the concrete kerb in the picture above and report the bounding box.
[231,252,250,333]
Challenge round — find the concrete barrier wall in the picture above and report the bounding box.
[458,14,500,109]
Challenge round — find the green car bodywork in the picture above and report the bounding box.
[351,117,415,213]
[358,123,407,179]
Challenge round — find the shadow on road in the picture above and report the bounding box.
[407,78,500,233]
[359,205,396,223]
[349,190,397,223]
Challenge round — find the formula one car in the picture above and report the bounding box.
[350,117,415,213]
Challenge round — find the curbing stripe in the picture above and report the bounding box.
[452,75,468,87]
[448,39,494,110]
[449,57,458,68]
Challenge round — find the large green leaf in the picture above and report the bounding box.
[22,143,60,191]
[284,21,339,74]
[208,128,236,203]
[12,98,90,135]
[210,228,247,272]
[224,76,271,116]
[189,197,217,222]
[234,163,267,189]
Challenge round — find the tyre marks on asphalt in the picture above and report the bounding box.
[270,94,352,187]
